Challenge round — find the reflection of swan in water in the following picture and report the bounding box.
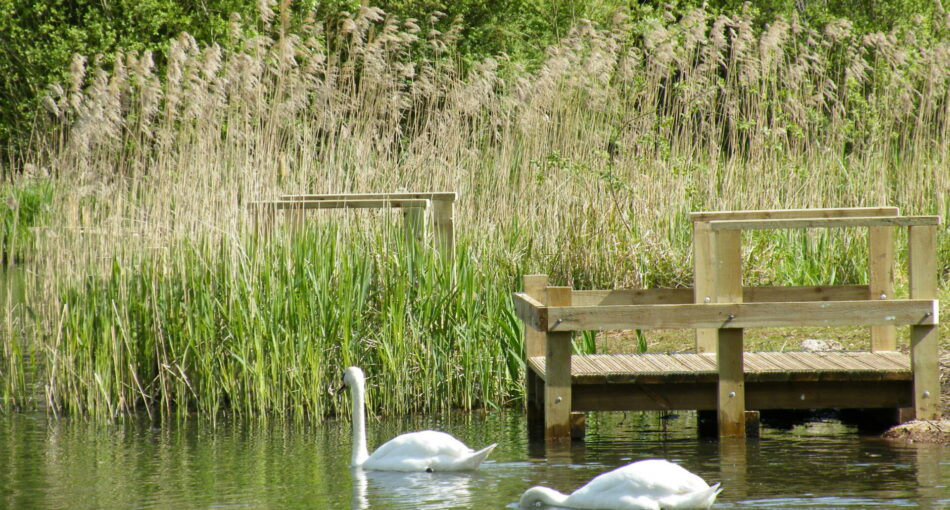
[343,367,496,472]
[352,467,369,510]
[351,465,477,509]
[519,459,721,509]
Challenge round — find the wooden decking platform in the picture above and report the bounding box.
[526,351,914,413]
[528,351,911,383]
[516,207,940,440]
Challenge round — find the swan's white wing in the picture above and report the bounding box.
[363,430,474,471]
[566,460,712,509]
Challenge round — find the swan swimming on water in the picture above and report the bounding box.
[343,366,497,472]
[519,459,721,509]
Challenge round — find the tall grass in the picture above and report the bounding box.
[43,226,522,421]
[2,2,948,418]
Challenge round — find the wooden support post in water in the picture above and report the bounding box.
[545,286,573,443]
[869,226,897,351]
[719,437,748,500]
[908,225,938,420]
[431,199,455,260]
[694,220,717,353]
[714,227,744,437]
[524,274,548,441]
[718,328,746,438]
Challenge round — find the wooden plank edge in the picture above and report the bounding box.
[280,192,457,201]
[248,199,431,210]
[707,215,939,231]
[546,299,938,331]
[689,207,899,222]
[573,285,871,306]
[513,292,548,331]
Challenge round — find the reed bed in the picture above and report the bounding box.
[2,3,948,419]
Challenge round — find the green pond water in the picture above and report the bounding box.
[0,410,947,509]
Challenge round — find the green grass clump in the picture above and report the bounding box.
[1,179,53,265]
[48,227,524,421]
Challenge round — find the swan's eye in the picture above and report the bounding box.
[425,467,433,473]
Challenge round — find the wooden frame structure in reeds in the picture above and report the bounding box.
[514,207,941,441]
[248,192,457,258]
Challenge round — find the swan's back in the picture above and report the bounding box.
[568,459,718,509]
[363,430,495,472]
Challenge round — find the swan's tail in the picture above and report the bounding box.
[660,482,722,509]
[458,443,497,469]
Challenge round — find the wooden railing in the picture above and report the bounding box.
[514,207,941,441]
[249,192,457,257]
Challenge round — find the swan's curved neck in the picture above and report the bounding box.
[350,376,370,467]
[520,486,570,509]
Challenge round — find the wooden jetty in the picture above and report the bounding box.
[514,207,941,441]
[249,192,456,257]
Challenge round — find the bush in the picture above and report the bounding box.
[0,0,262,168]
[0,179,53,265]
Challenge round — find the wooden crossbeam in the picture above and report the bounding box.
[566,285,870,307]
[689,207,899,222]
[513,292,546,331]
[249,199,430,210]
[279,192,457,201]
[707,215,940,231]
[568,381,913,412]
[542,300,937,331]
[741,284,869,303]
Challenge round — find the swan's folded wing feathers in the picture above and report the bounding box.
[568,460,712,507]
[620,459,711,493]
[364,430,474,470]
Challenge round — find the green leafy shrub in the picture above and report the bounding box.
[0,179,53,265]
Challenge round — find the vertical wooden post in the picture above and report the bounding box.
[403,204,426,247]
[714,229,743,304]
[869,226,897,351]
[908,225,939,420]
[524,275,549,358]
[431,198,455,260]
[698,227,742,354]
[524,274,548,440]
[545,286,573,443]
[719,437,748,500]
[717,328,746,438]
[285,203,305,235]
[252,202,276,236]
[714,228,744,438]
[693,220,717,353]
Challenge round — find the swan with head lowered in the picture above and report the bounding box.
[343,366,497,472]
[519,459,721,510]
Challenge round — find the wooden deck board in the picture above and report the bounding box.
[528,351,912,384]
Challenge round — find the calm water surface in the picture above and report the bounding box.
[0,411,947,509]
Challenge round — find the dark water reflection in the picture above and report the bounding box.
[0,411,947,509]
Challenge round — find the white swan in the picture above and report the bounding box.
[343,366,497,472]
[519,459,721,510]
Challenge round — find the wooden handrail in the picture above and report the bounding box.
[279,192,457,202]
[570,285,871,306]
[249,199,430,210]
[707,215,940,231]
[513,297,938,332]
[689,207,899,222]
